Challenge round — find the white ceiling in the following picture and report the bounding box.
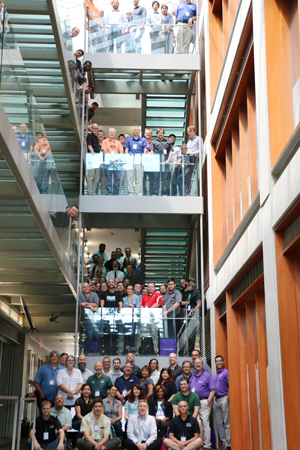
[84,227,141,261]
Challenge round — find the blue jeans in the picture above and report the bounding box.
[84,320,101,353]
[130,26,145,53]
[35,161,50,194]
[27,438,60,450]
[105,167,121,195]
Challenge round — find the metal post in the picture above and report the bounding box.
[0,397,18,450]
[74,213,82,357]
[182,157,185,196]
[81,226,85,285]
[197,68,205,359]
[16,397,36,450]
[67,216,72,261]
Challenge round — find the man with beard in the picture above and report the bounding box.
[78,354,93,383]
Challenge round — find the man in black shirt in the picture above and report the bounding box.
[100,278,123,353]
[121,352,142,379]
[86,123,102,195]
[180,278,189,316]
[100,279,123,309]
[28,400,65,450]
[150,128,173,196]
[105,251,120,272]
[164,401,202,450]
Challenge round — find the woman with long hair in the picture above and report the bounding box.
[149,385,173,438]
[124,384,145,420]
[140,365,154,401]
[71,384,93,447]
[156,368,177,401]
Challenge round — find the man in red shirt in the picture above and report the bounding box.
[141,282,163,308]
[140,282,162,354]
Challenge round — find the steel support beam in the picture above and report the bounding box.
[93,80,189,95]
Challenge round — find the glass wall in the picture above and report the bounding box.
[84,153,199,196]
[0,9,76,258]
[79,307,201,356]
[57,0,199,56]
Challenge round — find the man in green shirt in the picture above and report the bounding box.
[172,377,200,418]
[50,394,72,449]
[87,361,112,398]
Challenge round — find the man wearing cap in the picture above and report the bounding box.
[189,358,215,450]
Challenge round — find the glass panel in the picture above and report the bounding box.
[0,11,76,259]
[83,153,199,196]
[54,0,199,56]
[79,307,200,356]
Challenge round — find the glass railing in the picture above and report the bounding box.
[0,11,76,260]
[79,307,201,356]
[84,153,199,196]
[87,22,198,55]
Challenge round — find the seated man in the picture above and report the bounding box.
[164,401,202,450]
[50,394,72,449]
[28,400,65,450]
[76,398,120,450]
[124,399,162,450]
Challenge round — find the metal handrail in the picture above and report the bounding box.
[16,397,37,450]
[0,396,19,450]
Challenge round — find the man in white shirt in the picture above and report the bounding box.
[105,0,125,53]
[106,261,125,282]
[124,399,162,450]
[168,134,181,196]
[56,355,83,407]
[186,126,203,156]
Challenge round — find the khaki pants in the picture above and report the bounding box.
[86,168,101,195]
[214,396,231,447]
[174,24,192,54]
[100,166,106,195]
[127,161,143,195]
[200,399,212,449]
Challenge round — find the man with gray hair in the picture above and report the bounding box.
[33,350,65,410]
[125,126,148,196]
[102,128,123,195]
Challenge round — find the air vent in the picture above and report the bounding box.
[219,299,226,316]
[232,258,264,303]
[283,215,300,249]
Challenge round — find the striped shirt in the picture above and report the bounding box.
[56,368,84,405]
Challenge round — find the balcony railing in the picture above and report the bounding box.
[84,153,199,196]
[79,307,202,356]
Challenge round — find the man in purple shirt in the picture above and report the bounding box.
[189,358,216,450]
[213,355,231,450]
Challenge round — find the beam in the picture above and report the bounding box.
[0,259,59,269]
[0,273,67,283]
[0,285,72,295]
[88,53,200,71]
[93,80,189,95]
[10,295,75,305]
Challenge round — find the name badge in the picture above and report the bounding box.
[94,424,99,431]
[163,149,167,155]
[43,432,49,441]
[42,148,46,154]
[122,389,127,396]
[49,380,54,386]
[22,141,25,147]
[186,423,192,427]
[95,390,100,397]
[192,388,195,392]
[181,436,186,441]
[186,11,190,16]
[133,144,137,149]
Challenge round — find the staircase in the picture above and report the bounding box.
[144,94,189,145]
[143,229,189,287]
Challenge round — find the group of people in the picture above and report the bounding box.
[29,349,231,450]
[85,125,202,196]
[11,123,56,194]
[80,242,202,355]
[84,0,197,55]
